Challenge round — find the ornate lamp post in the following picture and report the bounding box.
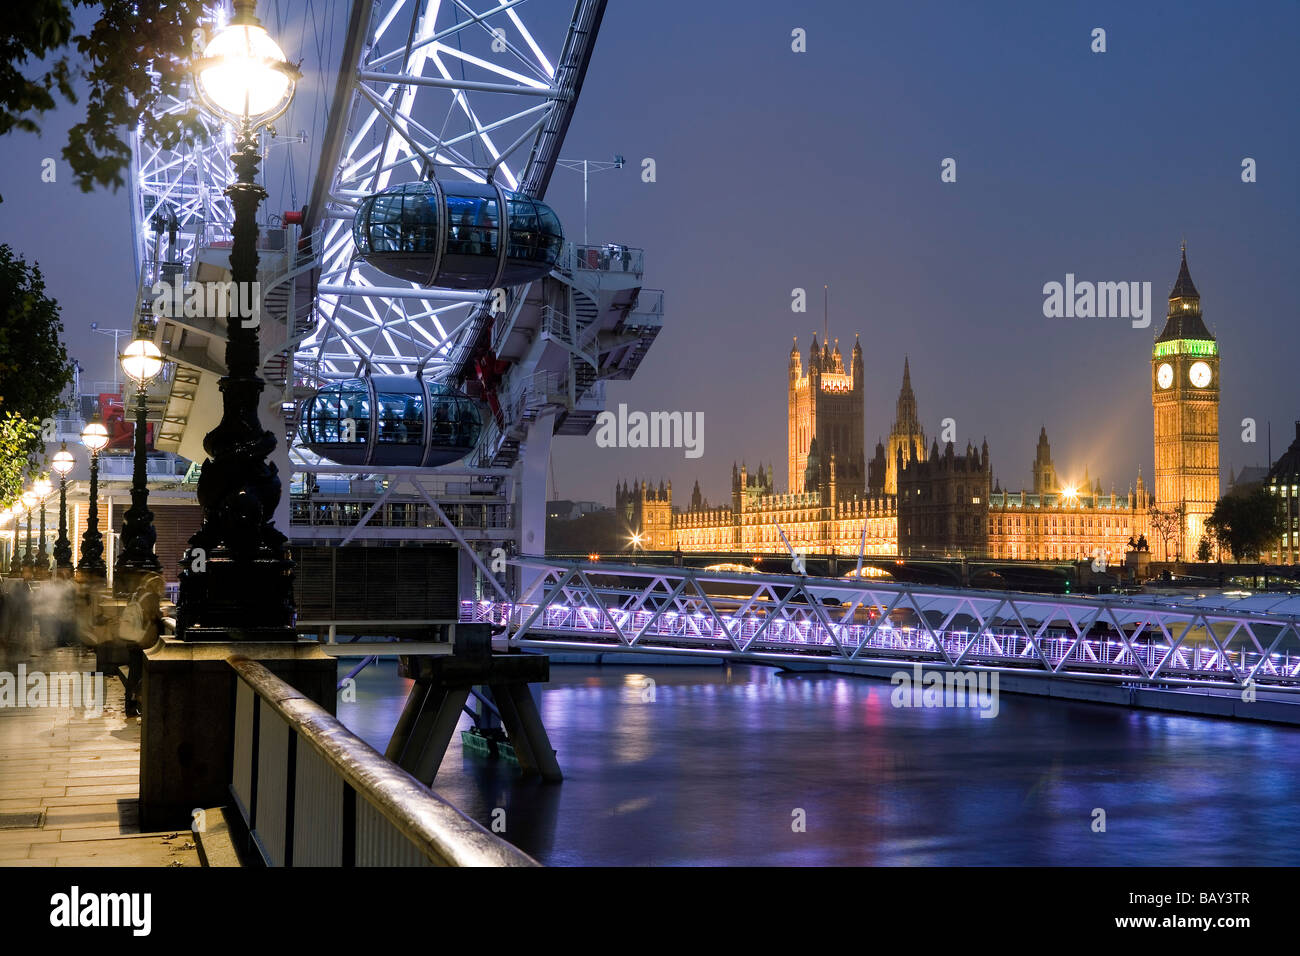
[7,503,23,574]
[78,419,110,579]
[115,339,164,596]
[52,445,75,576]
[1,506,14,573]
[177,1,300,640]
[20,488,38,578]
[33,475,52,579]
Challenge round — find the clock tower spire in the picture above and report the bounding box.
[1152,244,1219,560]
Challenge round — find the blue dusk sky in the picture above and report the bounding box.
[0,0,1295,505]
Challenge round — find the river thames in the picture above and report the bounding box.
[338,659,1300,866]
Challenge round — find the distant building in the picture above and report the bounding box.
[546,499,606,521]
[615,480,673,550]
[618,247,1231,568]
[1266,422,1300,564]
[1227,465,1269,494]
[987,429,1150,563]
[626,343,1154,562]
[898,439,990,557]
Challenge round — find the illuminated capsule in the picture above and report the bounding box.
[351,181,564,290]
[299,375,483,467]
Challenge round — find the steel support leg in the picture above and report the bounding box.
[497,682,562,782]
[489,681,540,774]
[396,684,472,784]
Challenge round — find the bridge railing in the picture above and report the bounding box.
[477,559,1300,688]
[228,657,537,867]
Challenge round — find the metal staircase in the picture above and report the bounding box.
[141,224,323,459]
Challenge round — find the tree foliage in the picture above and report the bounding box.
[0,412,41,509]
[1206,488,1286,563]
[0,243,75,429]
[0,1,206,195]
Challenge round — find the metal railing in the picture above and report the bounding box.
[627,288,665,324]
[500,369,568,421]
[466,558,1300,689]
[573,378,606,410]
[95,455,192,481]
[290,499,512,530]
[291,478,503,498]
[539,304,573,342]
[228,657,537,867]
[558,242,644,276]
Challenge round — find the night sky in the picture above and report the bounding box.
[1,0,1295,508]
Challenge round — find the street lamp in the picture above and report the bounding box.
[52,444,75,576]
[78,419,109,579]
[7,503,23,574]
[1,506,14,573]
[21,489,38,577]
[178,0,301,640]
[33,475,52,579]
[115,339,163,595]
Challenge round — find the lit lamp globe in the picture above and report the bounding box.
[194,1,300,128]
[82,421,110,454]
[52,449,75,477]
[121,339,163,385]
[33,477,52,499]
[21,490,38,510]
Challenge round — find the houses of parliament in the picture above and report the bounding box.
[619,248,1222,564]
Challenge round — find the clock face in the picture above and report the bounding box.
[1189,361,1212,388]
[1157,363,1173,389]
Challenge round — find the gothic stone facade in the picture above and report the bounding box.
[624,251,1222,563]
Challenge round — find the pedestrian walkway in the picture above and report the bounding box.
[0,646,199,866]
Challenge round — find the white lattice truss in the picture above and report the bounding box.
[301,0,601,388]
[129,84,236,281]
[462,560,1300,689]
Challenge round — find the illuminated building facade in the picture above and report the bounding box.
[625,348,1152,562]
[883,357,927,496]
[1266,423,1300,565]
[1152,245,1220,559]
[623,252,1218,566]
[788,334,867,497]
[986,428,1151,562]
[616,479,673,550]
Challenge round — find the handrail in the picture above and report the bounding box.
[229,657,538,867]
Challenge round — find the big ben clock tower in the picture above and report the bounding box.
[1152,244,1220,559]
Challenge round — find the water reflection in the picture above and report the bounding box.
[337,659,1300,866]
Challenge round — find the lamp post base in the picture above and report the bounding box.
[176,548,295,641]
[75,565,108,584]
